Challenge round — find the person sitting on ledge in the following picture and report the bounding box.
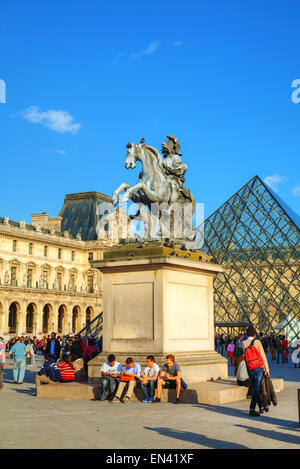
[154,354,182,404]
[113,357,142,403]
[57,353,75,383]
[140,355,160,403]
[99,354,123,402]
[72,356,86,382]
[35,353,61,385]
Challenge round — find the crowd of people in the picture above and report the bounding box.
[0,332,101,389]
[215,331,294,365]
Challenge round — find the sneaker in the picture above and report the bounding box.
[175,398,181,404]
[148,398,153,403]
[154,397,161,403]
[110,397,120,403]
[143,398,149,403]
[123,396,130,404]
[249,410,260,417]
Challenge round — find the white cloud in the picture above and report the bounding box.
[292,186,300,196]
[263,174,288,193]
[129,41,160,61]
[43,149,66,156]
[111,51,127,66]
[172,40,183,47]
[21,106,81,134]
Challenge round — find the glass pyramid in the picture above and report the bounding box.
[202,175,300,342]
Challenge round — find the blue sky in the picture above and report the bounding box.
[0,0,299,224]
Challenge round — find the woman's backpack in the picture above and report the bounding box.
[245,339,264,370]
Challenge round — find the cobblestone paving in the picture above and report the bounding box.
[1,355,299,449]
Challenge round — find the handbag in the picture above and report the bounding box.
[120,375,134,382]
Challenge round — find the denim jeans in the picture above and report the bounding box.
[248,367,264,411]
[277,350,285,364]
[99,377,118,401]
[141,380,156,399]
[13,359,26,383]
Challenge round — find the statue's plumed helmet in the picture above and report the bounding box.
[166,135,182,155]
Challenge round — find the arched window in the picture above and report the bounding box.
[26,304,34,333]
[43,304,50,333]
[8,302,17,332]
[86,306,93,326]
[58,305,66,334]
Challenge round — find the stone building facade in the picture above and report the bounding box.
[0,191,124,340]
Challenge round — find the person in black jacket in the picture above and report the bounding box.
[70,334,83,361]
[45,332,61,362]
[35,353,61,385]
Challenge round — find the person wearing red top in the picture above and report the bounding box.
[58,354,75,382]
[83,338,98,375]
[282,335,289,363]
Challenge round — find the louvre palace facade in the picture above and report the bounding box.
[0,191,124,340]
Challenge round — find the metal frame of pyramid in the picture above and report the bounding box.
[202,175,300,341]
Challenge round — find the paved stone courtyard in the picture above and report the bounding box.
[1,355,299,449]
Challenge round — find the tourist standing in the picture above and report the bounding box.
[243,325,270,417]
[219,334,225,356]
[70,334,83,361]
[9,337,27,384]
[25,340,34,367]
[45,332,61,362]
[269,334,276,361]
[0,336,6,390]
[227,340,235,365]
[276,335,284,364]
[282,335,289,363]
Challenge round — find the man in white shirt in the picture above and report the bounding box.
[140,355,160,402]
[114,357,142,403]
[99,354,123,401]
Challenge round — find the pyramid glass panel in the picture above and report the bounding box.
[202,176,300,342]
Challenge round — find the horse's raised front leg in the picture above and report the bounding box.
[122,181,157,203]
[112,183,131,206]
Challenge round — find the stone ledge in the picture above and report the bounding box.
[35,378,284,404]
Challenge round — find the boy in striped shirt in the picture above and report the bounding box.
[58,354,75,382]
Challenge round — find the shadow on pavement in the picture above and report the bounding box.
[194,404,298,429]
[144,426,249,449]
[10,386,36,396]
[235,424,300,445]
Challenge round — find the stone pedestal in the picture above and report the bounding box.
[89,242,228,383]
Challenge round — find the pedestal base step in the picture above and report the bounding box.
[36,378,284,405]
